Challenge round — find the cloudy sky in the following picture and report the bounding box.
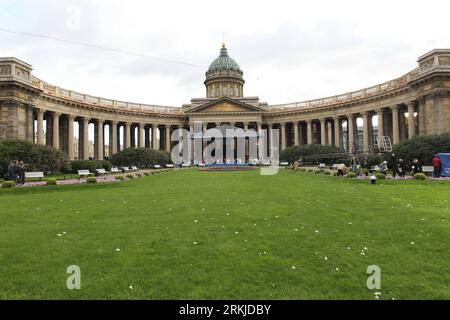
[1,0,450,107]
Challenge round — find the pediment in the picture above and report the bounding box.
[187,97,264,114]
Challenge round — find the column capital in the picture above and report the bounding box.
[375,108,384,114]
[391,105,399,111]
[67,114,75,120]
[53,111,61,117]
[346,113,354,119]
[407,100,417,108]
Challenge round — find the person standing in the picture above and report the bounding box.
[431,154,441,178]
[390,153,398,178]
[411,159,422,175]
[17,160,26,185]
[7,161,16,181]
[398,159,406,178]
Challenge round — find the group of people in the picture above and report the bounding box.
[379,153,442,178]
[6,160,27,185]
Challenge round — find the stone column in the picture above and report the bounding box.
[165,124,171,152]
[320,118,326,145]
[407,102,416,139]
[392,105,400,145]
[327,122,333,146]
[280,122,286,150]
[110,121,117,155]
[293,121,299,146]
[83,117,90,160]
[138,123,145,147]
[306,120,312,145]
[268,123,273,157]
[25,107,34,142]
[52,113,60,149]
[67,115,74,160]
[36,109,44,145]
[362,112,370,153]
[152,124,159,150]
[257,122,263,159]
[97,120,104,160]
[347,114,355,153]
[243,122,249,160]
[124,122,131,149]
[334,118,341,148]
[376,109,384,139]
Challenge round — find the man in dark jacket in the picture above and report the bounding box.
[431,154,441,178]
[7,160,16,182]
[390,153,398,178]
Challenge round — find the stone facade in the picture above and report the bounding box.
[0,48,449,160]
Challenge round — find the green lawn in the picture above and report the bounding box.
[0,169,449,299]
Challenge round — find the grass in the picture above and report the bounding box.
[0,169,449,299]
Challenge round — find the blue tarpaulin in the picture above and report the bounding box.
[438,153,450,177]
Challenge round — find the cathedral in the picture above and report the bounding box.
[0,45,449,161]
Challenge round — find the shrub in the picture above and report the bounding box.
[375,173,386,180]
[86,177,97,184]
[2,181,16,188]
[346,172,357,178]
[46,178,57,186]
[116,175,125,181]
[0,139,69,178]
[332,171,338,176]
[136,173,143,178]
[413,173,427,180]
[126,174,134,179]
[307,169,314,173]
[314,170,321,174]
[144,172,150,176]
[323,170,331,175]
[110,147,171,169]
[393,133,450,165]
[280,144,343,165]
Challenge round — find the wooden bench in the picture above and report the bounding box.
[318,163,326,169]
[280,162,289,166]
[181,163,191,167]
[154,165,161,169]
[422,166,434,175]
[330,164,338,170]
[121,167,131,172]
[165,164,174,168]
[370,165,380,173]
[25,171,44,180]
[96,168,106,175]
[110,167,121,173]
[130,166,138,171]
[78,170,93,180]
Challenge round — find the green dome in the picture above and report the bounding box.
[207,45,242,73]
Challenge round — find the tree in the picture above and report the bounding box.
[0,139,70,177]
[392,133,450,165]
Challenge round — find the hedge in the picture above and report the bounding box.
[393,133,450,165]
[0,139,70,178]
[280,144,343,165]
[110,147,171,169]
[70,160,112,174]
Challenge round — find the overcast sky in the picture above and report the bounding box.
[1,0,450,107]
